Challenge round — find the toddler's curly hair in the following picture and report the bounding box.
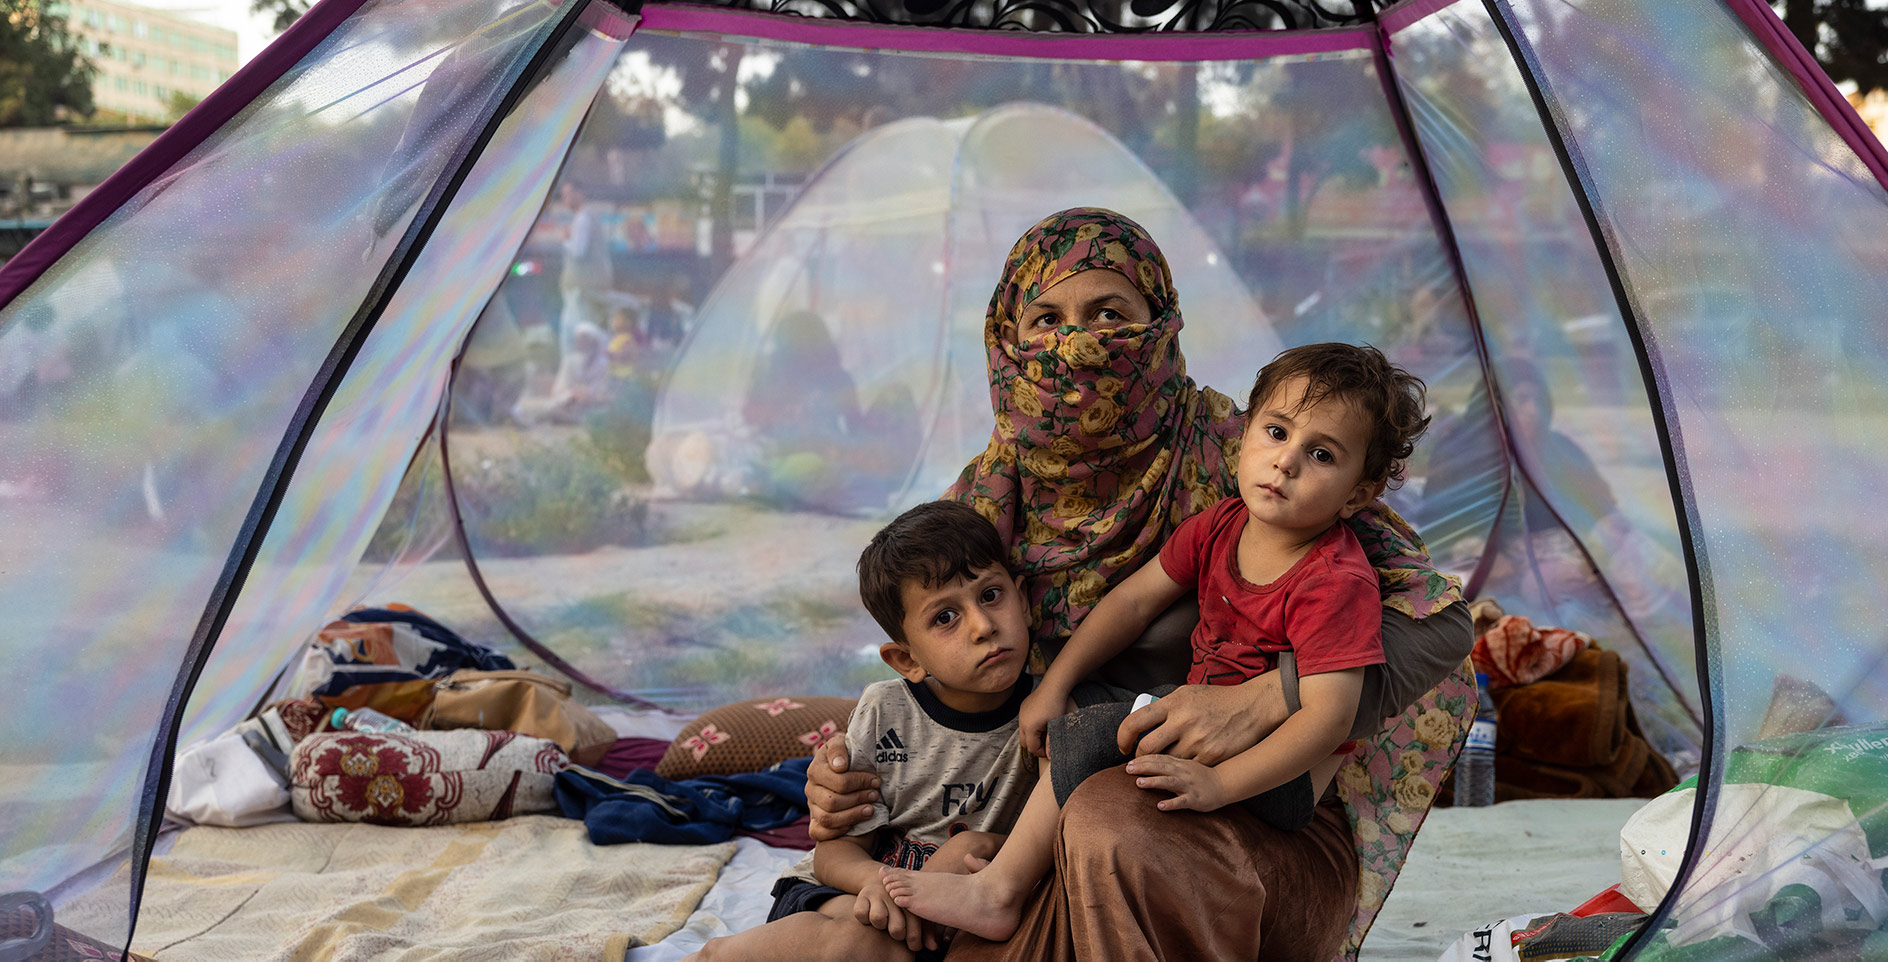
[1245,342,1430,488]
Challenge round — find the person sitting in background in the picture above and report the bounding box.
[511,321,611,425]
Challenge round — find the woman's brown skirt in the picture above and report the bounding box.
[945,767,1357,962]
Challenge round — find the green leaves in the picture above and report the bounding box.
[0,0,95,127]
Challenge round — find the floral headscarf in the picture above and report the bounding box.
[946,208,1459,670]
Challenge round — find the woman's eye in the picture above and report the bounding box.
[1265,424,1285,441]
[1029,313,1055,329]
[1311,448,1334,464]
[933,609,958,628]
[980,586,1002,604]
[1098,309,1121,322]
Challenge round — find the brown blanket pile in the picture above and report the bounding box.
[1443,647,1678,803]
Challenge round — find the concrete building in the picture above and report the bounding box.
[50,0,238,123]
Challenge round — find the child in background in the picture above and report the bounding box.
[686,500,1039,962]
[883,342,1430,942]
[606,305,640,373]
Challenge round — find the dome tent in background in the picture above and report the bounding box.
[0,0,1883,958]
[649,101,1279,514]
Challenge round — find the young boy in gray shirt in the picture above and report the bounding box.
[685,500,1038,962]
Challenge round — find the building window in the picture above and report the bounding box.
[131,50,144,67]
[154,85,169,99]
[133,20,147,38]
[114,76,128,91]
[108,14,123,31]
[134,81,147,95]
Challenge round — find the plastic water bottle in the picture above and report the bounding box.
[1456,673,1497,807]
[331,707,415,734]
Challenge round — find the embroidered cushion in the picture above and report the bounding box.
[655,696,856,779]
[290,730,567,826]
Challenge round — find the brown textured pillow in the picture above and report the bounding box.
[655,696,857,779]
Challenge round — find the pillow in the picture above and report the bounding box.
[655,696,856,780]
[291,730,567,826]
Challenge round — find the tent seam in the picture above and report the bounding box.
[121,2,598,953]
[1478,2,1723,957]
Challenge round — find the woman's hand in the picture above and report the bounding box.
[1115,678,1287,765]
[805,735,880,843]
[1125,753,1230,812]
[1017,684,1070,758]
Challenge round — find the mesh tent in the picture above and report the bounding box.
[0,0,1884,956]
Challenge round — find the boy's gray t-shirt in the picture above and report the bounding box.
[782,676,1038,884]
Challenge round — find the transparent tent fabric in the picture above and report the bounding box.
[1388,3,1701,763]
[3,0,1885,955]
[0,0,578,943]
[1494,0,1888,954]
[181,0,636,752]
[433,16,1501,711]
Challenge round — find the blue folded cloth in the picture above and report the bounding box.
[555,756,813,845]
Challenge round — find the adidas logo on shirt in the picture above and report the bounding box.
[876,728,908,764]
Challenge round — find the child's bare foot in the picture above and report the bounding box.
[880,865,1026,942]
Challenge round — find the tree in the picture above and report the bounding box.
[166,91,203,123]
[1771,0,1888,92]
[252,0,308,35]
[0,0,94,126]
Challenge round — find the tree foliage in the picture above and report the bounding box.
[0,0,94,127]
[252,0,310,35]
[1771,0,1888,92]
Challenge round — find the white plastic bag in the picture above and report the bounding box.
[1434,914,1536,962]
[166,708,299,827]
[1618,781,1888,946]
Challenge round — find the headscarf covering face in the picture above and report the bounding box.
[948,208,1242,667]
[947,208,1461,670]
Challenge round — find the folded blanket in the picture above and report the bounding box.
[1441,648,1678,804]
[556,757,812,845]
[1492,647,1625,769]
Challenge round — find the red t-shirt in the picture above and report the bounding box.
[1159,497,1385,688]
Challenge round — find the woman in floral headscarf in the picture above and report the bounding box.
[806,208,1473,960]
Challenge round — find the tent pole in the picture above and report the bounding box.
[436,353,665,708]
[1362,11,1518,606]
[1376,1,1703,732]
[121,3,602,954]
[1479,2,1721,956]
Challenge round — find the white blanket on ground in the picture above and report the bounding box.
[61,816,734,962]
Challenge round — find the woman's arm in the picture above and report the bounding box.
[1126,668,1363,812]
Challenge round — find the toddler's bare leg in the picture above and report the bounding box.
[881,773,1060,942]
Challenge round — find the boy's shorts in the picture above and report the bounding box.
[1048,681,1315,831]
[767,878,949,962]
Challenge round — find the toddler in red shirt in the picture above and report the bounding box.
[882,342,1431,943]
